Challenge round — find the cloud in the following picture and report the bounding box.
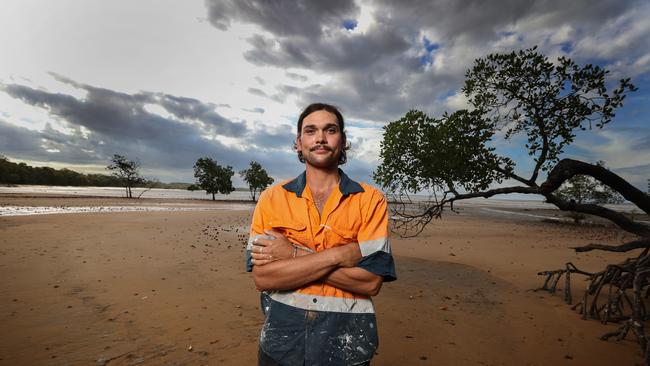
[568,128,650,191]
[205,0,648,122]
[611,164,650,193]
[205,0,360,38]
[1,75,378,183]
[285,72,308,82]
[143,93,247,136]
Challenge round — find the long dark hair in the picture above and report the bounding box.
[294,102,351,165]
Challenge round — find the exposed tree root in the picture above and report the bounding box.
[538,248,650,363]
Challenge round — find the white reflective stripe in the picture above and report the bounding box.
[359,237,390,257]
[269,291,375,314]
[246,234,273,250]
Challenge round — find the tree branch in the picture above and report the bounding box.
[572,238,650,253]
[447,186,540,202]
[545,193,650,237]
[541,159,650,215]
[494,165,533,186]
[529,119,548,183]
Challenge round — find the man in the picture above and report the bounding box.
[246,103,396,365]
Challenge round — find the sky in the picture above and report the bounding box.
[1,0,649,191]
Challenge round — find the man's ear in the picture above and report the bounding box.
[295,136,302,153]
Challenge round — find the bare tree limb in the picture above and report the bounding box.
[541,159,650,215]
[572,238,650,253]
[494,166,532,186]
[446,186,540,202]
[545,193,650,237]
[529,120,548,183]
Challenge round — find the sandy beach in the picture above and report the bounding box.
[0,194,645,365]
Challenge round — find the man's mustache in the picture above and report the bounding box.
[310,145,333,152]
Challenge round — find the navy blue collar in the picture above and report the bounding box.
[282,169,364,198]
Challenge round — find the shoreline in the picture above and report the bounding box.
[2,193,647,225]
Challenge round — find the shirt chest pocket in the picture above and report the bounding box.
[323,222,358,246]
[268,217,308,246]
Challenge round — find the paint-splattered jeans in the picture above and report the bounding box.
[258,297,378,366]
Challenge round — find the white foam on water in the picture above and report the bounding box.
[0,204,254,217]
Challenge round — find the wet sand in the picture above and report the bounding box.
[0,195,644,365]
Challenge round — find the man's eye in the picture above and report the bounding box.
[328,128,338,133]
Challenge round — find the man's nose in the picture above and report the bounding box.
[315,129,327,143]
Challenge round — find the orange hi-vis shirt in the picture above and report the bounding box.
[246,170,396,314]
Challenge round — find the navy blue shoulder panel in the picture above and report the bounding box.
[357,251,397,282]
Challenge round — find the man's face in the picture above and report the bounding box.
[296,110,343,169]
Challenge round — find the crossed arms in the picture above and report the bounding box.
[251,230,383,296]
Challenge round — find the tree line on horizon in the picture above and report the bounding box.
[0,155,188,190]
[0,154,273,202]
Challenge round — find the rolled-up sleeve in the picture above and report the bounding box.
[246,191,267,272]
[356,191,396,282]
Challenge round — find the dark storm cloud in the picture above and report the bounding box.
[143,92,246,136]
[0,76,343,182]
[206,0,647,122]
[243,21,412,72]
[205,0,359,38]
[373,0,631,42]
[44,73,246,137]
[250,126,296,149]
[0,119,46,158]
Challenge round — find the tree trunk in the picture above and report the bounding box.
[212,192,215,201]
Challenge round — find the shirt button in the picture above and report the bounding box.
[312,298,318,303]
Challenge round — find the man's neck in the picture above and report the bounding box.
[305,165,340,193]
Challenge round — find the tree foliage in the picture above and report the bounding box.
[193,157,234,200]
[374,47,644,239]
[106,154,144,198]
[463,46,635,179]
[374,109,512,194]
[239,161,274,202]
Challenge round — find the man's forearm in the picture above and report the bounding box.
[324,267,383,296]
[252,246,349,291]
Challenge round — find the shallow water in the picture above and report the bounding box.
[0,185,252,200]
[0,204,254,217]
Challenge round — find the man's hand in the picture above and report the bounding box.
[251,231,368,292]
[332,243,362,268]
[251,229,294,266]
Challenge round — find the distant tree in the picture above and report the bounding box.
[556,161,624,205]
[106,154,144,198]
[239,161,274,201]
[193,157,234,200]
